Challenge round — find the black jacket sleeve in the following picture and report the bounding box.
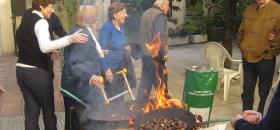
[48,13,67,39]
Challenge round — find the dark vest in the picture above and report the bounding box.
[16,11,52,71]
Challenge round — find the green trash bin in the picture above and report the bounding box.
[182,66,218,122]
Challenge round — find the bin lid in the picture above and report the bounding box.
[187,66,217,72]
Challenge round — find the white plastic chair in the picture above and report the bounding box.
[203,42,242,101]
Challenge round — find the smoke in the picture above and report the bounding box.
[77,100,139,129]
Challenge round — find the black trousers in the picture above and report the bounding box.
[136,57,168,108]
[63,96,80,130]
[16,67,57,130]
[241,58,275,114]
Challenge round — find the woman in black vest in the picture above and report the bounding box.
[16,0,88,130]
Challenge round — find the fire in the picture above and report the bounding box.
[145,33,161,58]
[163,67,168,75]
[143,33,183,113]
[143,78,183,113]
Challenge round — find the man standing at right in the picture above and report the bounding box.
[136,0,170,108]
[239,0,280,114]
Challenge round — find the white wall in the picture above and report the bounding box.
[95,0,110,33]
[0,0,4,56]
[0,0,2,57]
[0,0,15,54]
[0,23,3,57]
[172,0,186,26]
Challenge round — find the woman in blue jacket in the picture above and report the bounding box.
[99,2,136,102]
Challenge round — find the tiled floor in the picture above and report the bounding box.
[0,43,279,130]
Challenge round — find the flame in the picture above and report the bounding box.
[143,80,183,113]
[145,33,161,58]
[163,67,168,75]
[143,35,183,113]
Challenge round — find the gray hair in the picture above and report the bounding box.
[154,0,169,7]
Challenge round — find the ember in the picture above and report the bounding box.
[139,118,187,130]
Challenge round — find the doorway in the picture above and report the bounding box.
[11,0,26,55]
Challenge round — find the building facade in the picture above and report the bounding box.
[0,0,15,56]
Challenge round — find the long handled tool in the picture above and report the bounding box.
[100,87,110,104]
[59,87,89,108]
[116,68,135,100]
[101,68,135,104]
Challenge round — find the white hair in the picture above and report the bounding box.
[154,0,169,7]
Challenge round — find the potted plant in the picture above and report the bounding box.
[168,26,189,45]
[178,24,189,44]
[168,28,177,39]
[207,15,225,41]
[183,18,208,43]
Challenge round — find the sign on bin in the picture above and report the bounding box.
[183,66,218,122]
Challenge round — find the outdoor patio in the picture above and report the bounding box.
[0,43,279,130]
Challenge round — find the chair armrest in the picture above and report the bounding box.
[237,62,243,74]
[228,58,242,64]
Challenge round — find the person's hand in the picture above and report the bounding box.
[105,69,113,83]
[0,85,6,95]
[90,75,104,89]
[51,51,60,60]
[125,44,131,51]
[163,55,168,61]
[231,114,243,128]
[268,30,276,41]
[125,44,132,54]
[102,49,109,56]
[242,110,262,125]
[68,29,88,44]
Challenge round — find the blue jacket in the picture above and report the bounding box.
[99,20,127,71]
[61,25,104,105]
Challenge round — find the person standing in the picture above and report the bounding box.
[238,0,280,114]
[15,0,88,130]
[136,0,170,108]
[46,9,81,130]
[99,2,136,102]
[61,5,109,130]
